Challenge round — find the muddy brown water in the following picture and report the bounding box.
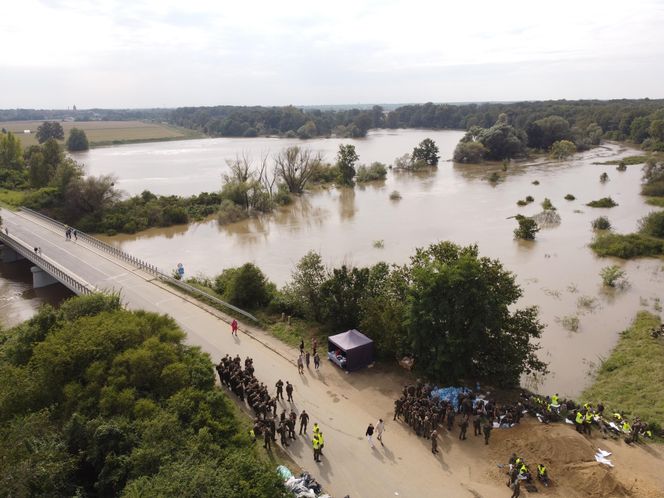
[4,130,663,398]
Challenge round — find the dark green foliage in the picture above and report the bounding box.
[591,216,612,230]
[527,115,572,149]
[36,121,65,143]
[412,138,440,166]
[0,294,285,498]
[213,263,274,308]
[514,215,540,240]
[638,211,664,238]
[455,114,527,162]
[586,197,618,208]
[453,141,487,163]
[516,199,527,206]
[406,242,546,385]
[564,194,576,200]
[525,195,534,202]
[66,128,90,151]
[541,197,555,210]
[336,144,359,185]
[282,245,547,385]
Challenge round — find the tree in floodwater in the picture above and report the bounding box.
[66,128,89,151]
[336,144,359,185]
[274,146,322,194]
[406,242,547,386]
[549,140,576,160]
[412,138,440,166]
[513,215,540,240]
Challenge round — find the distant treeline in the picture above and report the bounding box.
[3,99,664,143]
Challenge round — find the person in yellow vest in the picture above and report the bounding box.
[622,420,631,434]
[537,464,550,487]
[575,410,585,433]
[317,431,325,455]
[312,436,321,462]
[313,423,320,436]
[551,393,559,406]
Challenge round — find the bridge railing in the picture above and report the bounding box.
[18,207,259,322]
[0,231,95,296]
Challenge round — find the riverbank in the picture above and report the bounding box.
[582,311,664,429]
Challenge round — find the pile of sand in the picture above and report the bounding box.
[487,423,630,497]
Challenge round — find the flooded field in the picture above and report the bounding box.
[6,130,663,396]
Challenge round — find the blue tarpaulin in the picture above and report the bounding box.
[430,386,472,411]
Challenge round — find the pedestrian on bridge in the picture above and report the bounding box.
[231,319,238,336]
[73,229,78,241]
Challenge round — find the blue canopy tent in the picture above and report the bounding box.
[327,329,374,371]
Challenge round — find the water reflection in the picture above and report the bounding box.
[338,187,356,221]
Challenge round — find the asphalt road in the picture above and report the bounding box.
[1,207,503,498]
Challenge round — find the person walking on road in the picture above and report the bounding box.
[263,427,272,450]
[375,419,385,445]
[275,379,284,400]
[73,229,78,241]
[431,429,439,454]
[231,319,238,336]
[366,423,375,448]
[299,410,309,434]
[314,352,320,370]
[300,338,305,354]
[313,436,321,462]
[305,351,311,368]
[297,354,304,374]
[286,381,294,402]
[483,418,493,445]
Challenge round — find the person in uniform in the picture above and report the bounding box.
[431,429,439,454]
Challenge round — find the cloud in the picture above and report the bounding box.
[1,0,663,107]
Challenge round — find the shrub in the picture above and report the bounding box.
[587,197,618,208]
[600,172,609,183]
[389,190,402,200]
[564,194,575,200]
[217,200,247,225]
[638,211,664,238]
[453,141,486,163]
[549,139,576,160]
[591,216,612,230]
[591,233,664,258]
[541,197,556,210]
[525,195,534,203]
[600,265,627,287]
[532,180,540,185]
[517,199,528,206]
[514,215,539,240]
[560,314,580,332]
[487,172,501,183]
[214,263,273,308]
[373,240,384,248]
[356,162,387,182]
[617,161,627,172]
[310,163,339,184]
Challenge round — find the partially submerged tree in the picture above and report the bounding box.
[336,144,359,185]
[549,140,576,160]
[66,128,89,151]
[514,215,540,240]
[412,138,440,166]
[274,146,321,193]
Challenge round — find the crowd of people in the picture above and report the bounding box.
[215,352,326,465]
[393,382,498,452]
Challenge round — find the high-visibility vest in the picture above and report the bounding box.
[318,433,325,446]
[622,421,631,432]
[585,411,594,423]
[613,413,622,421]
[313,438,320,449]
[313,424,320,434]
[575,412,584,424]
[551,395,559,405]
[515,458,523,467]
[537,465,546,476]
[519,464,528,474]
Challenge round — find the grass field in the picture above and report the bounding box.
[0,120,204,148]
[582,311,664,429]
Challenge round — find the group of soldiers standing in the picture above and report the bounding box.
[215,354,325,462]
[393,382,496,454]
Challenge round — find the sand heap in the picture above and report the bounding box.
[487,423,630,497]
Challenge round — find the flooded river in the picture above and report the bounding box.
[3,130,662,397]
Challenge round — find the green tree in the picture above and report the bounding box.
[220,263,273,308]
[288,251,328,321]
[320,265,369,329]
[336,144,359,185]
[28,150,50,188]
[412,138,440,166]
[66,128,89,151]
[630,116,650,143]
[453,141,486,163]
[0,131,24,170]
[528,115,571,149]
[36,121,65,143]
[649,120,664,142]
[405,242,546,385]
[549,139,576,160]
[638,211,664,238]
[514,215,540,240]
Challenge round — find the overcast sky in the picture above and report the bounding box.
[2,0,664,108]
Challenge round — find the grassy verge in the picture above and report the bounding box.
[590,233,664,258]
[582,312,664,430]
[0,189,25,208]
[646,197,664,208]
